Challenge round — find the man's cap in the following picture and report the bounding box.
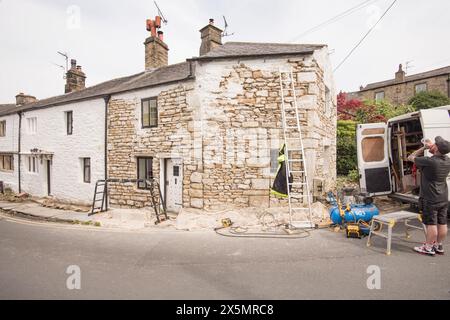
[435,136,450,154]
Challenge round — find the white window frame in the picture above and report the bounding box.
[0,121,6,137]
[27,117,37,135]
[374,91,385,102]
[27,156,39,174]
[415,82,427,94]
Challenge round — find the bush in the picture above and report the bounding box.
[347,169,360,182]
[337,120,357,175]
[408,91,450,110]
[356,100,415,123]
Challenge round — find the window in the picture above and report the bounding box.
[141,98,158,128]
[374,91,385,102]
[27,117,37,134]
[137,157,153,189]
[0,154,13,171]
[0,121,6,137]
[415,83,427,94]
[270,148,279,174]
[83,158,91,183]
[361,137,385,162]
[27,156,39,173]
[173,165,180,177]
[66,111,73,135]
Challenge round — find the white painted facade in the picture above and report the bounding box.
[19,98,106,204]
[0,113,20,192]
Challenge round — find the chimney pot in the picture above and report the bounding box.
[209,18,214,25]
[70,59,77,69]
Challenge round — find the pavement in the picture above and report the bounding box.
[0,214,449,299]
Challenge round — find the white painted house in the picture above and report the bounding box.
[0,19,336,211]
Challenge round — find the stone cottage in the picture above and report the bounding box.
[0,19,336,212]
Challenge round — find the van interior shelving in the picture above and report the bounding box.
[389,116,423,196]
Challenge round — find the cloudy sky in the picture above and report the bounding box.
[0,0,449,102]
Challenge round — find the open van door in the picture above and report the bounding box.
[357,123,392,196]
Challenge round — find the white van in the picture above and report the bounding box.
[356,105,450,208]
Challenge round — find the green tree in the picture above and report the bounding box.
[408,90,450,110]
[337,120,357,175]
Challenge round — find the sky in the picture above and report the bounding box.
[0,0,449,103]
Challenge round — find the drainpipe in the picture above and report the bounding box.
[17,111,22,193]
[104,95,111,211]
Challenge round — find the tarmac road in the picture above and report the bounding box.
[0,214,449,299]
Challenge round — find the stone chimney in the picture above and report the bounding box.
[144,32,169,70]
[199,19,223,56]
[65,59,86,93]
[15,93,37,106]
[395,64,405,83]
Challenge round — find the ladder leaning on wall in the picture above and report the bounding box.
[278,68,314,229]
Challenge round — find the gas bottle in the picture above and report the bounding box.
[329,203,379,225]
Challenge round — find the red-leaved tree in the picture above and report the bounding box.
[337,91,363,120]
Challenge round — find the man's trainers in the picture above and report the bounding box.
[433,243,444,255]
[413,244,436,256]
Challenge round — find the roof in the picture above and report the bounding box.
[0,41,325,116]
[0,62,193,117]
[0,104,17,115]
[361,66,450,91]
[193,41,326,60]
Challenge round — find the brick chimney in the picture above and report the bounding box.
[15,93,37,106]
[65,59,86,93]
[395,64,405,83]
[199,19,223,56]
[144,32,169,70]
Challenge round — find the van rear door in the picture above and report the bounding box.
[356,123,392,196]
[419,108,450,202]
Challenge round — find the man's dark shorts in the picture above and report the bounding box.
[419,198,448,225]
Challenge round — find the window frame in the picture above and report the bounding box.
[137,157,153,189]
[27,117,37,135]
[66,111,73,135]
[374,91,385,102]
[415,82,427,94]
[83,158,91,183]
[27,156,38,173]
[141,97,158,129]
[0,121,6,137]
[0,154,14,172]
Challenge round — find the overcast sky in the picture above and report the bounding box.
[1,0,449,102]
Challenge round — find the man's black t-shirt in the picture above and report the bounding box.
[415,154,450,204]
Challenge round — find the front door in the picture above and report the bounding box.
[356,123,392,196]
[165,159,183,212]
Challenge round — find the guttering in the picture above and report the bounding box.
[104,94,111,211]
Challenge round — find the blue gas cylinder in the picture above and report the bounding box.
[329,204,379,225]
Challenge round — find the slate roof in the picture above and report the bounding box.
[0,41,324,116]
[360,66,450,91]
[193,42,325,60]
[0,104,17,115]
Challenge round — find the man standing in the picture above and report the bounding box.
[408,136,450,256]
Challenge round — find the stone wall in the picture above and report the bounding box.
[107,83,197,208]
[355,74,450,105]
[194,55,336,210]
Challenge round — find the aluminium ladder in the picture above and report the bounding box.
[278,68,313,229]
[90,180,107,215]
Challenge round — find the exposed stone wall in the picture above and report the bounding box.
[107,83,197,208]
[195,56,336,210]
[144,37,169,70]
[355,74,450,105]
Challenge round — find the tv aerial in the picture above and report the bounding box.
[222,15,234,37]
[53,51,69,79]
[154,1,168,25]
